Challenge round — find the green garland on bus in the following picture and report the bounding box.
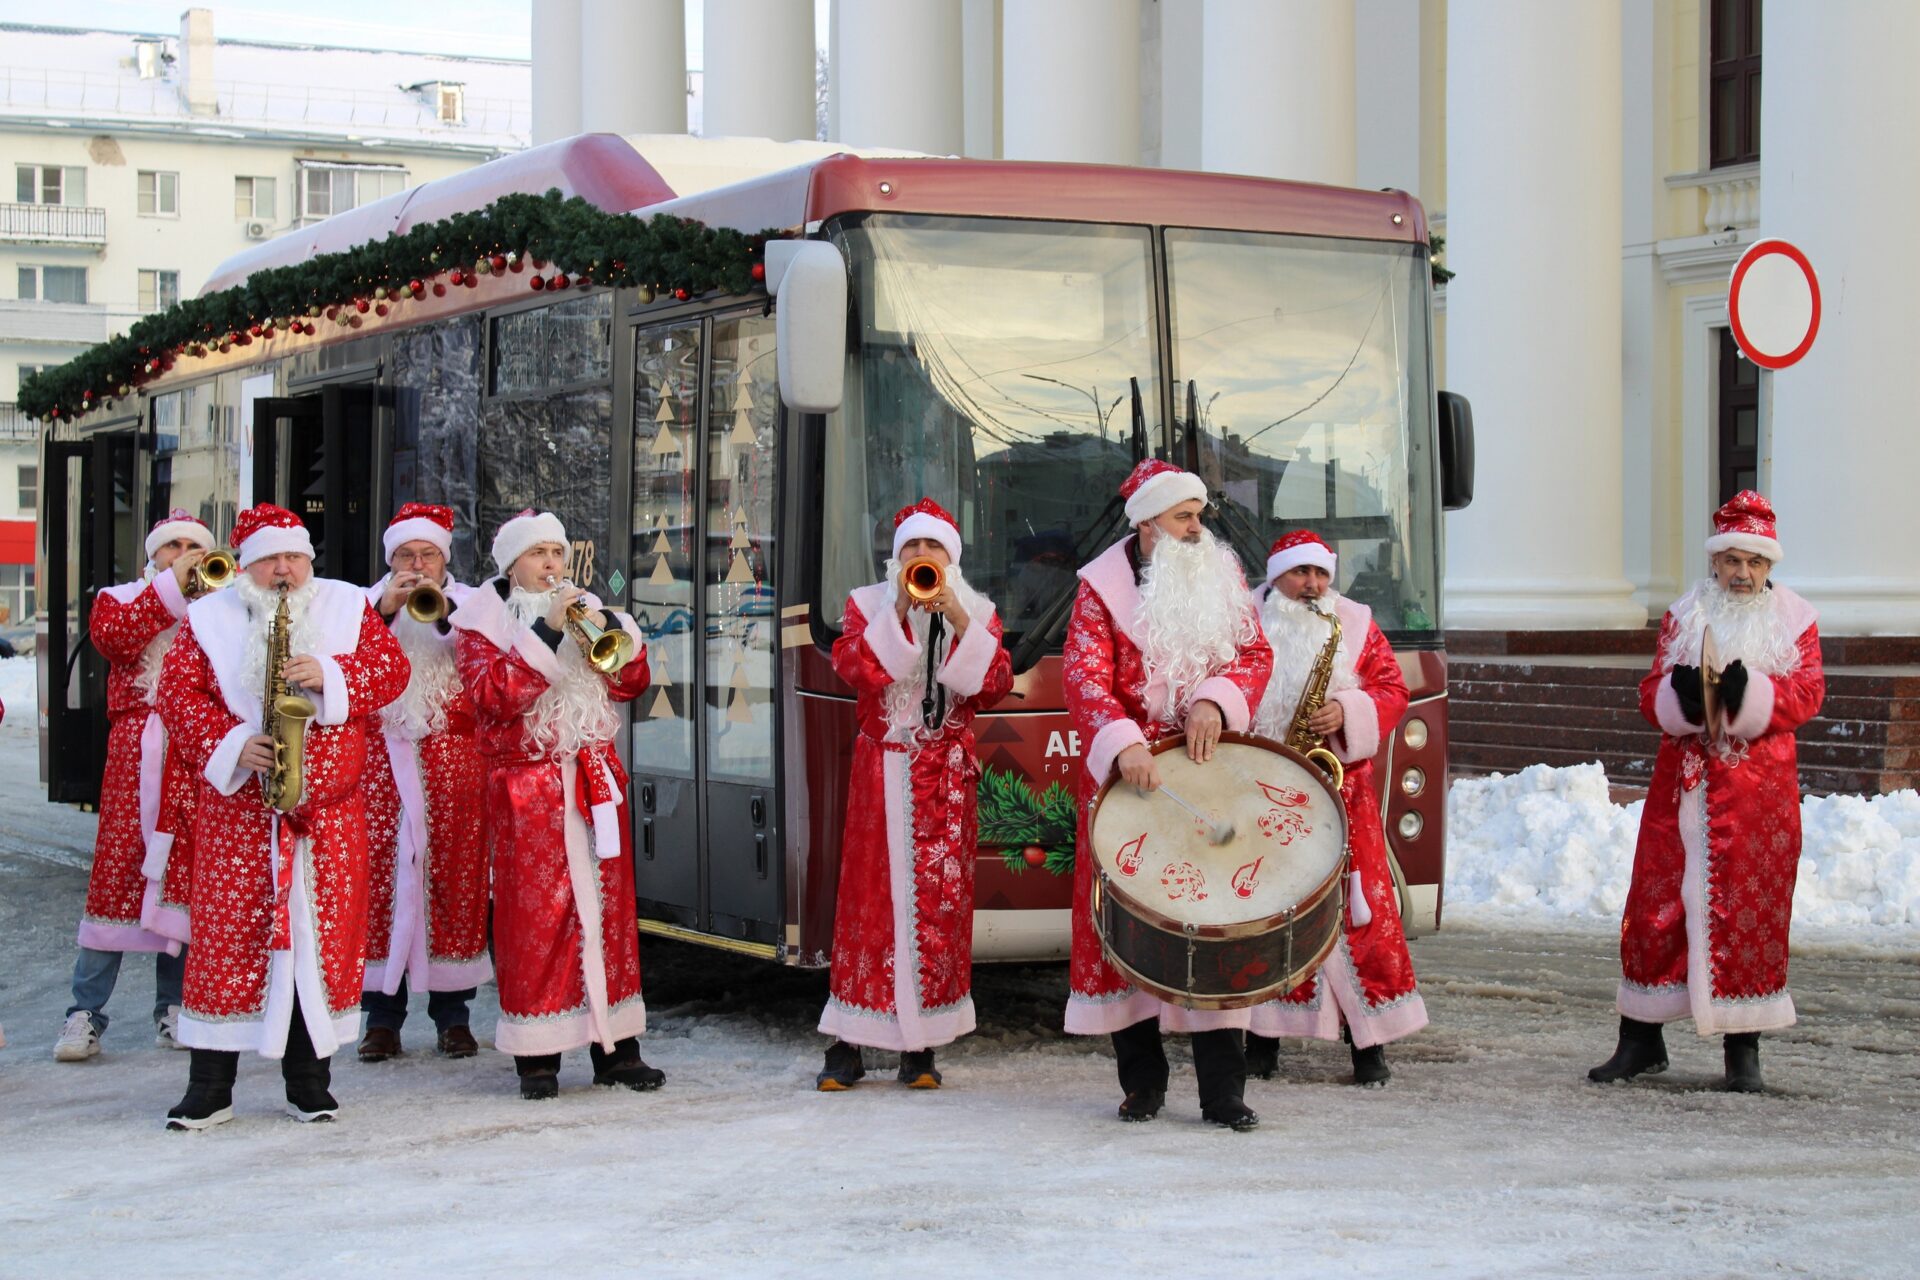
[17,188,778,425]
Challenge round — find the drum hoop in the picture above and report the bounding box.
[1088,731,1349,939]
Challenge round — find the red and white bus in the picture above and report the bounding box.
[34,134,1472,965]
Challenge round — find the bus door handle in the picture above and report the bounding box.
[754,833,767,878]
[641,817,655,861]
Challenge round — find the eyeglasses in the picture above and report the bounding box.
[392,548,447,566]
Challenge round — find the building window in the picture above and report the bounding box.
[0,563,35,626]
[17,463,37,515]
[14,164,86,206]
[138,269,181,313]
[17,265,88,304]
[438,84,464,123]
[1716,329,1760,504]
[297,164,406,221]
[1709,0,1761,167]
[234,175,276,220]
[137,169,180,217]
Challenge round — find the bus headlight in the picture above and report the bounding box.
[1397,812,1424,841]
[1401,767,1425,796]
[1403,717,1429,750]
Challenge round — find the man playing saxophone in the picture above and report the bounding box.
[155,503,409,1129]
[1248,530,1426,1087]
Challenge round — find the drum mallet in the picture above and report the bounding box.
[1148,783,1235,845]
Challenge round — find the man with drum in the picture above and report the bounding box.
[1062,459,1272,1129]
[1590,491,1824,1093]
[1247,531,1425,1087]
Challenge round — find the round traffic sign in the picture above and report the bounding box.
[1728,239,1821,370]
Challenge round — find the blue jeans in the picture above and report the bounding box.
[361,978,474,1033]
[68,946,186,1033]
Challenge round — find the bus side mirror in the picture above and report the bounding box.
[1438,390,1474,511]
[768,240,847,414]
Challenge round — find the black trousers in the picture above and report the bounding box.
[188,994,327,1085]
[1111,1017,1247,1111]
[515,1036,639,1078]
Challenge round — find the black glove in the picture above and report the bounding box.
[1719,659,1748,718]
[1669,664,1704,724]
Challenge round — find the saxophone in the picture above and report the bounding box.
[261,587,318,812]
[1283,600,1346,789]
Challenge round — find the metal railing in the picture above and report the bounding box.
[0,202,107,246]
[0,402,41,441]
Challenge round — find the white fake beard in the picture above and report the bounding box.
[1666,575,1801,677]
[1134,528,1258,721]
[235,577,324,698]
[134,623,180,704]
[1254,588,1356,739]
[507,584,622,759]
[877,559,988,742]
[380,610,460,740]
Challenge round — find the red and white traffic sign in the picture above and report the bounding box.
[1728,239,1821,370]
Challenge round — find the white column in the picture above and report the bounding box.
[1762,1,1920,634]
[832,0,963,153]
[702,0,818,142]
[1201,0,1355,184]
[579,0,687,136]
[531,0,582,145]
[1158,0,1205,170]
[1354,0,1421,196]
[1001,0,1141,164]
[960,0,1001,158]
[1442,0,1643,629]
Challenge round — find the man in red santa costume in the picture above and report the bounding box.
[1063,459,1273,1129]
[451,509,659,1101]
[157,503,409,1129]
[357,503,491,1063]
[1245,530,1424,1087]
[54,509,216,1063]
[1591,491,1824,1093]
[816,499,1013,1091]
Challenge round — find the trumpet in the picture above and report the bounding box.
[544,576,635,676]
[404,580,449,624]
[186,549,236,597]
[902,556,944,604]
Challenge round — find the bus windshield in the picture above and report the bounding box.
[821,214,1440,649]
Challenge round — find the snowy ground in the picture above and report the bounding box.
[3,724,1918,1277]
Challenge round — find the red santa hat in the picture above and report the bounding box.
[1120,459,1208,526]
[1704,489,1783,564]
[491,508,568,575]
[230,502,314,568]
[1265,529,1337,583]
[144,507,216,559]
[383,502,455,565]
[891,498,963,565]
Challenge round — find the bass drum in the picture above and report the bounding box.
[1088,732,1347,1010]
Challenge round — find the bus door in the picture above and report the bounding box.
[627,311,783,950]
[40,429,139,803]
[252,384,388,583]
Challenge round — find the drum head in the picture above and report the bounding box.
[1090,733,1348,935]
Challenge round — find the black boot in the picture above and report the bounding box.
[1723,1033,1763,1093]
[1351,1042,1391,1088]
[166,1049,238,1131]
[281,1002,338,1122]
[898,1049,942,1089]
[1112,1018,1170,1122]
[591,1038,665,1092]
[1194,1029,1258,1131]
[516,1053,561,1101]
[815,1040,866,1092]
[1588,1016,1669,1084]
[1245,1033,1280,1081]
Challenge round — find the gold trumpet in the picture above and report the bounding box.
[545,576,635,675]
[404,580,449,624]
[902,556,944,604]
[186,549,236,597]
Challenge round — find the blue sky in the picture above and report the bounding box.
[0,1,831,65]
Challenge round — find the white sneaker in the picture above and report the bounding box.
[155,1006,187,1050]
[54,1010,101,1062]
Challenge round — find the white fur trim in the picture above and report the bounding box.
[310,654,351,726]
[448,578,566,682]
[151,566,191,620]
[1726,670,1775,741]
[936,612,999,698]
[891,511,963,565]
[236,524,314,568]
[383,517,453,564]
[1704,532,1783,565]
[1348,869,1372,928]
[1084,716,1149,787]
[1076,538,1144,648]
[850,581,922,684]
[187,579,367,729]
[1327,688,1380,764]
[1123,469,1207,525]
[1248,940,1428,1046]
[1190,675,1251,733]
[76,920,171,953]
[204,723,257,796]
[1266,542,1337,583]
[1653,673,1705,738]
[145,519,216,559]
[490,511,567,576]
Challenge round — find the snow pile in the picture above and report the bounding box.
[1447,762,1920,934]
[0,655,34,733]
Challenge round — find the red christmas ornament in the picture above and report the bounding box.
[674,287,691,301]
[354,298,370,314]
[490,254,508,273]
[508,256,525,273]
[529,275,546,291]
[376,303,390,317]
[449,269,465,287]
[409,279,425,297]
[248,324,263,336]
[260,327,273,341]
[551,273,570,290]
[432,282,447,297]
[1022,846,1047,868]
[325,306,339,321]
[750,262,766,283]
[464,271,479,288]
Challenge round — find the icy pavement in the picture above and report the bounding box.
[2,727,1917,1278]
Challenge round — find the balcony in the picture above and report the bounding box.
[0,298,109,346]
[0,402,40,441]
[0,202,107,248]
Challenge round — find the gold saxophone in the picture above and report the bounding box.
[261,588,318,812]
[1283,600,1346,789]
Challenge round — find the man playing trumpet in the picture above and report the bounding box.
[815,499,1013,1091]
[1592,491,1825,1093]
[157,503,409,1129]
[450,509,659,1100]
[1247,531,1425,1087]
[357,503,491,1063]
